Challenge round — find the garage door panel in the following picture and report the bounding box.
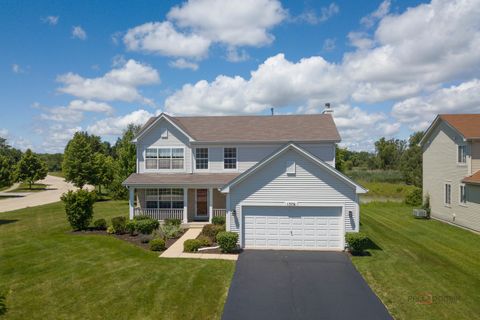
[243,206,343,250]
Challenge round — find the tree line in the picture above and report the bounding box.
[336,131,423,187]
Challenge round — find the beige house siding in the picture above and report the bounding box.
[423,121,480,232]
[471,141,480,173]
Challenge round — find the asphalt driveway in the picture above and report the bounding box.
[222,251,392,320]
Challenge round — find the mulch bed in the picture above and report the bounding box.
[70,229,186,251]
[198,246,242,255]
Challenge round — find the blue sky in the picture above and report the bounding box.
[1,0,480,153]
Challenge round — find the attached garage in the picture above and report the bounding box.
[242,206,344,250]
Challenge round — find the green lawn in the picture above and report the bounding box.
[352,202,480,319]
[6,183,47,193]
[0,201,235,319]
[358,180,417,201]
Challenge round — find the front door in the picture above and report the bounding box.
[196,189,208,217]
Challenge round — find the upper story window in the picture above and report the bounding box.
[444,183,451,206]
[146,147,184,170]
[224,147,237,169]
[195,148,209,170]
[460,184,467,205]
[458,145,467,164]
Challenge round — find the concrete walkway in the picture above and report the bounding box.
[0,175,79,213]
[161,228,238,261]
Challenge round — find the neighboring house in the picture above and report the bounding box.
[122,111,367,250]
[421,114,480,232]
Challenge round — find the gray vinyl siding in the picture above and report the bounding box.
[423,121,480,232]
[192,143,334,173]
[137,118,192,173]
[227,148,359,235]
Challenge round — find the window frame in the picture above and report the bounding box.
[457,145,467,165]
[459,184,467,206]
[223,147,238,170]
[145,188,184,209]
[195,147,209,170]
[144,147,185,171]
[444,183,452,207]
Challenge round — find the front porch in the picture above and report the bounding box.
[129,187,226,223]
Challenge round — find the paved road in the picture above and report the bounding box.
[0,175,79,213]
[222,250,392,320]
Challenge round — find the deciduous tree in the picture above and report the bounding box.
[15,149,48,189]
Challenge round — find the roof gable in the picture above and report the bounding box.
[132,113,194,143]
[421,114,480,145]
[221,142,367,194]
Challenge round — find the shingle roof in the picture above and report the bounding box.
[122,173,239,186]
[462,171,480,185]
[439,114,480,139]
[136,113,341,142]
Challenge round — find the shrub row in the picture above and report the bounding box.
[201,224,225,243]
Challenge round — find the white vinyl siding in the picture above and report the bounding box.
[228,148,359,240]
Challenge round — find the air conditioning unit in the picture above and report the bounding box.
[413,209,427,219]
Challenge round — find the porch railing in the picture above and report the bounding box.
[213,208,227,217]
[134,208,184,221]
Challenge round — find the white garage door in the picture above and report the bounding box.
[243,206,343,250]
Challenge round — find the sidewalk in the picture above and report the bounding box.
[160,228,238,261]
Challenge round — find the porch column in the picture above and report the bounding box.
[183,187,188,223]
[209,188,213,223]
[129,187,135,220]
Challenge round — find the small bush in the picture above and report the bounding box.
[197,235,213,247]
[201,224,225,242]
[212,216,226,225]
[216,231,238,253]
[149,238,166,251]
[133,215,150,221]
[61,189,96,231]
[162,223,182,239]
[164,218,182,226]
[93,218,107,230]
[345,232,369,255]
[152,228,166,240]
[184,239,202,252]
[106,226,115,234]
[422,194,431,218]
[111,216,127,234]
[125,220,137,235]
[136,219,159,235]
[405,187,422,206]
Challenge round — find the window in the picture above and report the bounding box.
[146,188,184,209]
[458,145,467,164]
[195,148,209,169]
[460,184,467,205]
[145,147,184,170]
[224,147,237,169]
[445,183,451,206]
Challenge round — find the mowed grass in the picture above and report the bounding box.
[352,202,480,319]
[358,180,417,200]
[6,183,47,193]
[0,201,235,320]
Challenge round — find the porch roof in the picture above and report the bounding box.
[462,171,480,185]
[122,173,239,187]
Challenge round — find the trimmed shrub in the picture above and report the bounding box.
[197,235,213,247]
[61,189,96,231]
[133,215,150,221]
[184,239,202,252]
[136,219,159,235]
[164,218,182,226]
[111,216,127,234]
[161,223,182,239]
[150,238,166,251]
[212,216,226,226]
[93,218,107,230]
[422,194,431,218]
[106,226,115,234]
[201,224,225,242]
[405,187,422,206]
[345,232,369,255]
[216,231,238,253]
[125,220,137,235]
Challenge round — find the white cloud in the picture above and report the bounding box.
[12,64,24,74]
[360,0,390,28]
[392,79,480,130]
[72,26,87,40]
[87,109,155,135]
[169,58,199,70]
[124,0,286,60]
[41,124,82,153]
[297,3,340,25]
[322,38,336,51]
[225,47,249,62]
[57,59,159,104]
[0,128,8,137]
[347,32,373,50]
[68,100,114,115]
[42,16,59,26]
[40,100,114,123]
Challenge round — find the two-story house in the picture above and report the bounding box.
[122,112,367,250]
[421,114,480,232]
